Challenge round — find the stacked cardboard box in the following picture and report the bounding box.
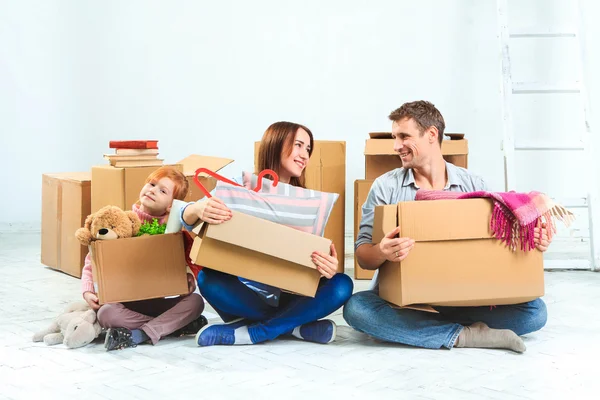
[354,133,469,280]
[41,173,91,278]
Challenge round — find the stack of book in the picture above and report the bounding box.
[104,140,164,167]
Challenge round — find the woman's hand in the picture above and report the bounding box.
[192,197,232,225]
[187,273,197,294]
[83,291,100,311]
[312,243,338,279]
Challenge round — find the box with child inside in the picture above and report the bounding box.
[41,138,233,280]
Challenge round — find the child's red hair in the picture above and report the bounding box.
[145,166,189,201]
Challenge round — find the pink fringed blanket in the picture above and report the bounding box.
[415,190,575,251]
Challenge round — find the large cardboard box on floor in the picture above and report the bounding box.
[372,198,544,307]
[365,133,468,180]
[89,232,189,304]
[189,211,331,297]
[354,179,376,280]
[91,155,233,212]
[41,172,91,278]
[255,140,345,272]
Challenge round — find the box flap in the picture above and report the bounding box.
[43,172,91,183]
[372,205,398,244]
[369,132,466,140]
[369,132,393,139]
[178,155,234,177]
[205,211,331,269]
[390,304,439,313]
[365,137,468,156]
[398,199,493,242]
[440,139,469,155]
[365,138,396,155]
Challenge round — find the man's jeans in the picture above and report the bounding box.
[343,290,547,349]
[198,268,354,344]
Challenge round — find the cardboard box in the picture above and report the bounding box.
[364,132,468,180]
[189,211,331,297]
[90,232,188,304]
[41,172,91,278]
[354,180,376,280]
[372,198,544,307]
[255,140,346,272]
[91,155,233,212]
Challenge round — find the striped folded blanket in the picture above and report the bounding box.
[415,189,575,251]
[212,172,339,236]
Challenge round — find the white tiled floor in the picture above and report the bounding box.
[1,232,599,399]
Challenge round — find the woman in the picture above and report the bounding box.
[180,121,353,346]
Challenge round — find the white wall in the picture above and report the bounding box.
[0,0,597,234]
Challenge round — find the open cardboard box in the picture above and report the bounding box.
[189,211,331,297]
[365,132,468,180]
[372,198,544,309]
[255,140,346,272]
[90,232,189,304]
[91,155,233,212]
[41,172,91,278]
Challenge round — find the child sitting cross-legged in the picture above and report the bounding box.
[81,166,207,351]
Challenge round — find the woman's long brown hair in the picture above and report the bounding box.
[256,121,314,188]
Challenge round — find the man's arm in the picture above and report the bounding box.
[357,227,415,270]
[356,243,387,270]
[354,179,414,270]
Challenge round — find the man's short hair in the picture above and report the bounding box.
[388,100,446,145]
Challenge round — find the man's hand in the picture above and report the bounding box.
[379,226,415,262]
[83,291,100,311]
[187,273,197,294]
[534,222,552,252]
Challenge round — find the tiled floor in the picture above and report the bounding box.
[1,232,599,399]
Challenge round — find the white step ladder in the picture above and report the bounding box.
[497,0,599,271]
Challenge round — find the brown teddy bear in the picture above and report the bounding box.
[75,205,142,246]
[32,301,102,349]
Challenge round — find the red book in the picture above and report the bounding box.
[109,140,159,149]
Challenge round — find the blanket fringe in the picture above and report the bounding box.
[490,201,575,252]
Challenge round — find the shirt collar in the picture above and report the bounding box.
[444,161,462,190]
[402,161,461,190]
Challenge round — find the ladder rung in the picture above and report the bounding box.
[514,142,585,151]
[551,197,588,208]
[513,82,581,94]
[544,259,591,270]
[509,28,576,38]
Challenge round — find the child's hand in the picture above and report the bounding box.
[187,273,197,294]
[83,291,100,311]
[193,197,232,224]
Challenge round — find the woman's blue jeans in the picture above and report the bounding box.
[198,268,354,344]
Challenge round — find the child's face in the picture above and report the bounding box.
[139,177,176,215]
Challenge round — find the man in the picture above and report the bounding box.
[343,100,550,353]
